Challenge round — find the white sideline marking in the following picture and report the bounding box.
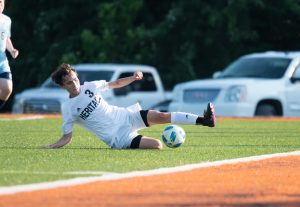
[0,150,299,195]
[0,116,45,121]
[0,171,118,176]
[64,171,119,176]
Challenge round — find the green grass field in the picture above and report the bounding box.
[0,117,299,186]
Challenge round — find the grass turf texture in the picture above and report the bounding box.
[0,117,299,186]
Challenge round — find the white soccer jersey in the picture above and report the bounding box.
[61,80,146,149]
[0,14,11,53]
[0,14,11,73]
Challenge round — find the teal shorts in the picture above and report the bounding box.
[0,72,12,80]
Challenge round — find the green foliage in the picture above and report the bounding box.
[3,0,300,110]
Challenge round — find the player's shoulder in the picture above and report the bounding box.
[83,81,94,86]
[1,14,11,23]
[85,80,105,84]
[81,81,94,89]
[84,80,107,88]
[61,100,74,117]
[61,100,70,112]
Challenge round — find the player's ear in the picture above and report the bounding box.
[60,80,67,89]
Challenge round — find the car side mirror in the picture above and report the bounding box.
[290,77,300,84]
[213,71,222,79]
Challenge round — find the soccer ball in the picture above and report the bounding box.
[162,125,186,148]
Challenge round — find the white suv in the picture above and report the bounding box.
[169,51,300,117]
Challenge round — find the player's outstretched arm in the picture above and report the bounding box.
[38,133,72,149]
[108,71,143,89]
[6,38,19,59]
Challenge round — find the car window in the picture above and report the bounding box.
[42,70,114,88]
[220,57,291,79]
[114,72,157,96]
[77,71,113,83]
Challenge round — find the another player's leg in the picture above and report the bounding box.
[0,75,13,109]
[0,99,5,109]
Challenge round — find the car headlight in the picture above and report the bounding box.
[12,97,24,113]
[224,85,247,102]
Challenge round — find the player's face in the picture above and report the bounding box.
[0,0,5,14]
[62,71,81,98]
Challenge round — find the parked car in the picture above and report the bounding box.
[169,51,300,117]
[12,64,171,114]
[150,99,172,112]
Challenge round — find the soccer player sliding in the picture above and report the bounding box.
[39,63,216,150]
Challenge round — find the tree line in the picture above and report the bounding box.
[4,0,300,110]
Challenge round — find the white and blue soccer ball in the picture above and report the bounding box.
[162,125,186,148]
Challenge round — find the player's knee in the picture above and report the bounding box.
[0,81,12,94]
[154,140,163,149]
[0,86,12,100]
[158,141,163,149]
[5,86,12,95]
[139,137,163,149]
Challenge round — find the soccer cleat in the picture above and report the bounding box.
[202,102,216,127]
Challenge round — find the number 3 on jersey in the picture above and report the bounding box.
[85,90,94,98]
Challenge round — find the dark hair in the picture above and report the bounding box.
[51,63,77,86]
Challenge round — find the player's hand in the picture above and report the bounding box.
[10,48,19,59]
[133,71,143,80]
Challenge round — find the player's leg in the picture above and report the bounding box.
[0,73,13,109]
[139,136,162,149]
[130,135,162,149]
[147,102,216,127]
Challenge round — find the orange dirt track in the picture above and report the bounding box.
[1,155,300,207]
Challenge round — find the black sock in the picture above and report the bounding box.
[0,99,6,109]
[196,117,204,125]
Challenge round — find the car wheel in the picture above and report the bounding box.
[255,104,278,116]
